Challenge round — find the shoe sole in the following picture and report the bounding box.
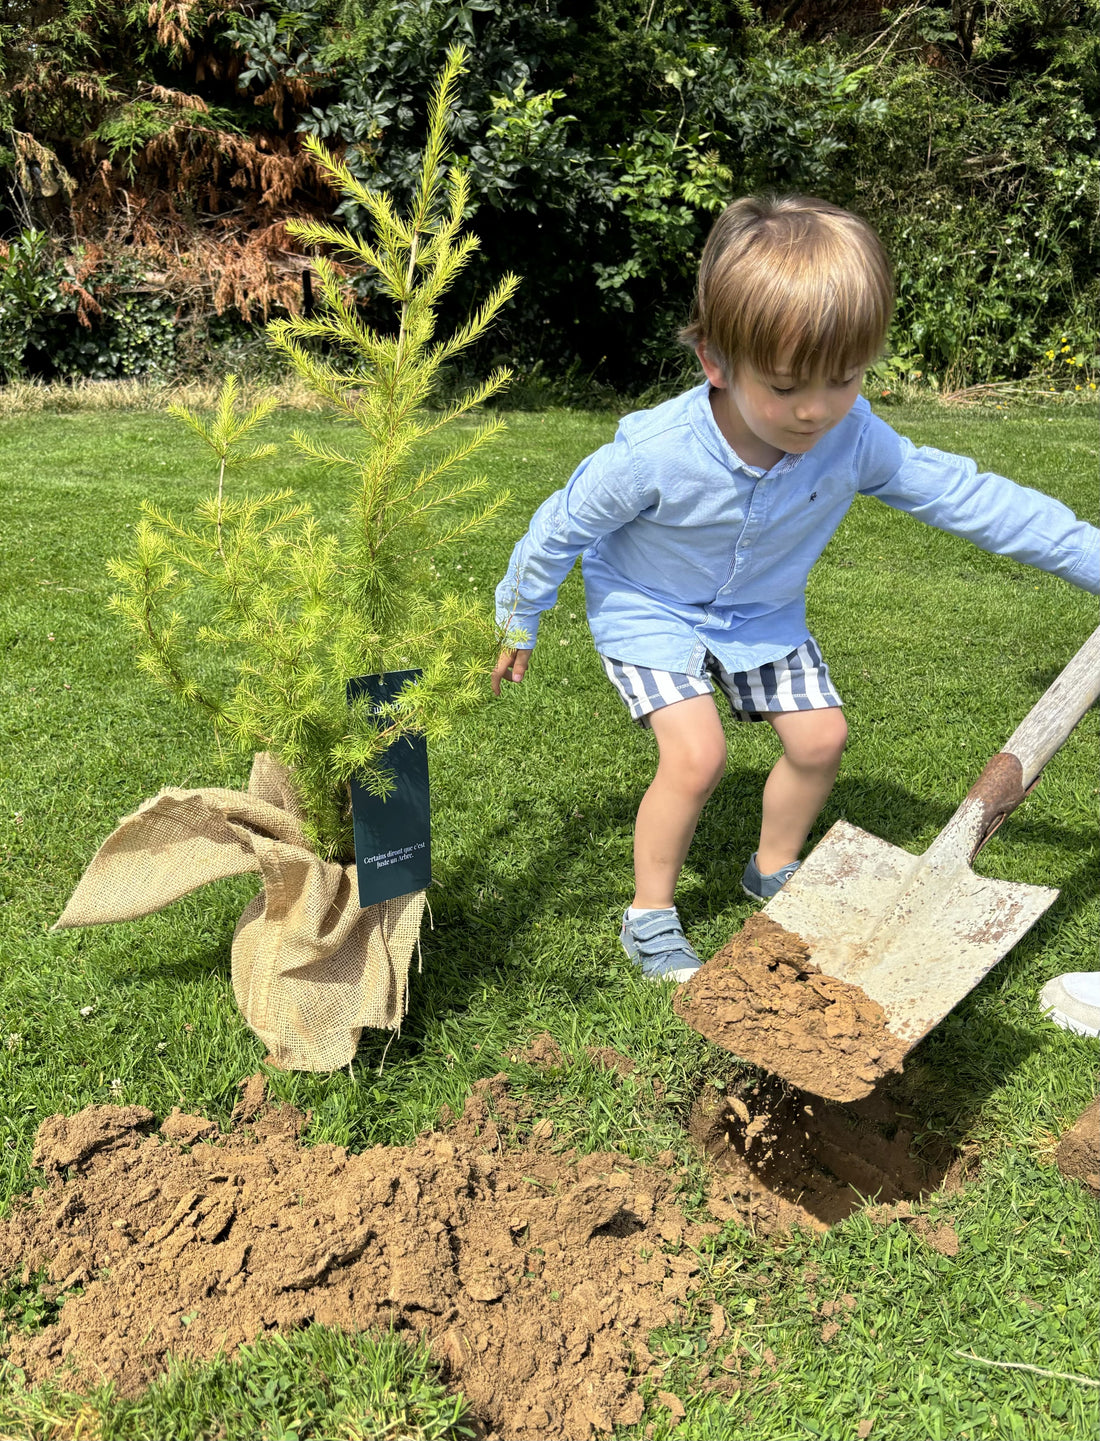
[642,965,699,985]
[1042,1006,1100,1038]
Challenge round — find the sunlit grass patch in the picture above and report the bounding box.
[0,402,1096,1439]
[0,1326,474,1441]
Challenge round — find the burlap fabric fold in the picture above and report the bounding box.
[54,754,424,1072]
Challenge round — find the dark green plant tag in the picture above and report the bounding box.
[347,670,431,908]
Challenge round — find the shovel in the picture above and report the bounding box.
[761,624,1100,1051]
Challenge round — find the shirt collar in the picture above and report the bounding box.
[689,382,803,477]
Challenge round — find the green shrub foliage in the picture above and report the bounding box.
[2,1,1097,388]
[0,231,74,381]
[0,233,180,382]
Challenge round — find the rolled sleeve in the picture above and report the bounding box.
[857,417,1100,595]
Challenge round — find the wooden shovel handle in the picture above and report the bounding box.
[961,624,1100,859]
[1001,624,1100,787]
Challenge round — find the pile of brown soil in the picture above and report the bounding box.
[1054,1098,1100,1195]
[0,1080,717,1440]
[508,1033,566,1068]
[674,915,907,1101]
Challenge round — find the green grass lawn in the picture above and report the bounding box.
[0,399,1097,1439]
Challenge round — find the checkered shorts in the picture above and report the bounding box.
[600,639,843,725]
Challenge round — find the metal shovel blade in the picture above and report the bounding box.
[762,820,1057,1047]
[761,624,1100,1053]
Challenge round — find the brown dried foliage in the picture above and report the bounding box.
[67,113,338,321]
[148,0,239,58]
[11,4,340,334]
[59,243,107,326]
[255,76,316,130]
[12,131,77,202]
[69,208,311,324]
[10,63,122,125]
[148,84,211,113]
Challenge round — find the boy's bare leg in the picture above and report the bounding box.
[756,708,848,874]
[632,694,727,910]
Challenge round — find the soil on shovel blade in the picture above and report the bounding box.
[0,1080,718,1441]
[674,913,908,1102]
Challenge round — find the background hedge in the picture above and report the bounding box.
[1,1,1097,391]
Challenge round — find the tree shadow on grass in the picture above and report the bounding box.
[415,766,997,985]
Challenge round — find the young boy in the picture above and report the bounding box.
[491,194,1099,984]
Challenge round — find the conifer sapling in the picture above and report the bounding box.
[109,47,520,863]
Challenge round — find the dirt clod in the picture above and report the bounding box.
[160,1109,219,1146]
[657,1390,686,1420]
[511,1034,564,1069]
[674,915,907,1101]
[231,1073,267,1122]
[908,1219,959,1256]
[1054,1098,1099,1195]
[0,1087,713,1439]
[585,1046,636,1077]
[32,1105,154,1174]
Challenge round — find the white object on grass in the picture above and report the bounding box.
[1039,972,1100,1038]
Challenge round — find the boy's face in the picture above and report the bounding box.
[697,344,865,463]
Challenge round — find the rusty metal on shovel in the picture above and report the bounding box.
[763,625,1100,1051]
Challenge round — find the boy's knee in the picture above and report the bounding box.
[650,696,727,796]
[784,709,848,769]
[812,710,848,766]
[667,737,727,798]
[696,756,728,798]
[692,740,729,796]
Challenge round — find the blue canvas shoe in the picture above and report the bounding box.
[741,853,801,901]
[620,908,701,984]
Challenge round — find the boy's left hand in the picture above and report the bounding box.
[491,648,532,695]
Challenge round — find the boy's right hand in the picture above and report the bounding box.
[491,648,532,695]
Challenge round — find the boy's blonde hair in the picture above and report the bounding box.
[680,193,893,381]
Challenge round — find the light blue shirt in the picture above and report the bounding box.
[495,384,1100,675]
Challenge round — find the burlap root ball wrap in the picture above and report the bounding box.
[54,754,424,1071]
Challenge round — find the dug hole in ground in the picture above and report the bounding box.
[1,1016,1096,1439]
